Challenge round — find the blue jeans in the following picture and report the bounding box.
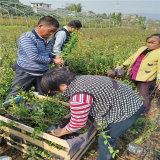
[97,105,143,160]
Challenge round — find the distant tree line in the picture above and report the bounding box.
[65,3,82,12]
[64,3,146,29]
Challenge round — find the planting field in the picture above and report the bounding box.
[0,22,160,160]
[0,25,157,102]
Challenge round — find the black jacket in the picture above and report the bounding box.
[51,26,71,53]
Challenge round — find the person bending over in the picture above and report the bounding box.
[41,68,143,160]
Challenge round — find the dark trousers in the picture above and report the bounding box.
[97,105,143,160]
[6,69,45,101]
[136,81,151,114]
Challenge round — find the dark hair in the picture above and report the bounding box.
[38,16,59,28]
[146,34,160,43]
[41,68,76,92]
[67,20,82,28]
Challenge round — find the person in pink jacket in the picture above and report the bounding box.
[116,34,160,115]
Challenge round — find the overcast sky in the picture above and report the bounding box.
[19,0,160,20]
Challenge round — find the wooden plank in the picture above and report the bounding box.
[21,129,27,145]
[6,141,44,160]
[2,135,30,158]
[4,135,64,160]
[2,134,27,149]
[0,115,70,148]
[0,116,97,160]
[1,126,71,159]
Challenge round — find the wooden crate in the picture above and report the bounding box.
[0,115,97,160]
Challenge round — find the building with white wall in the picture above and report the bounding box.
[31,3,51,13]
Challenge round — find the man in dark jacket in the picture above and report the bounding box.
[51,20,82,55]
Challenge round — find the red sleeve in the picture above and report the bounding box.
[65,94,93,132]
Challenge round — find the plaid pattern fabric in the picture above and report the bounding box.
[62,75,143,127]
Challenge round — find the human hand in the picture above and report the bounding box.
[47,126,72,137]
[47,126,63,137]
[115,65,124,70]
[54,54,63,64]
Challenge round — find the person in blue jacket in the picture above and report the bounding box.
[6,16,63,101]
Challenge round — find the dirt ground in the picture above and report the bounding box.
[0,87,160,160]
